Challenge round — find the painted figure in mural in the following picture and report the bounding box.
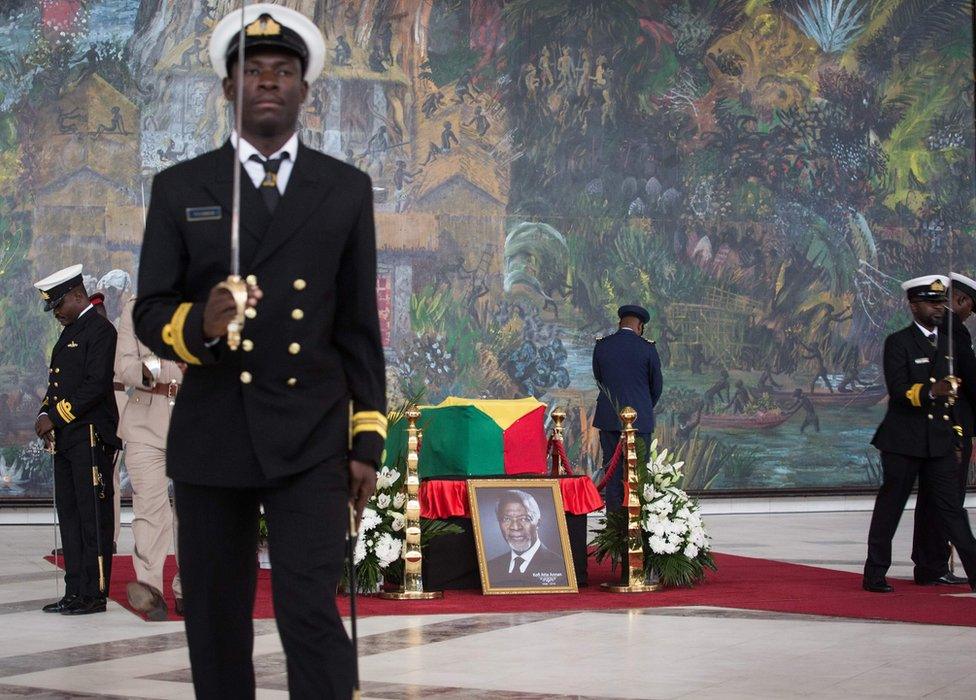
[368,42,387,72]
[57,106,84,134]
[538,45,554,89]
[522,62,539,101]
[422,90,445,118]
[33,265,121,616]
[393,160,420,213]
[784,388,819,433]
[132,6,384,696]
[676,405,703,442]
[332,34,351,66]
[94,106,127,136]
[576,47,592,98]
[556,45,573,91]
[912,272,976,587]
[157,138,188,164]
[115,297,183,621]
[377,21,394,64]
[454,68,476,103]
[702,369,731,413]
[440,120,459,151]
[757,367,782,394]
[592,305,663,511]
[724,380,751,414]
[796,337,833,394]
[863,276,976,594]
[362,124,390,175]
[465,105,490,137]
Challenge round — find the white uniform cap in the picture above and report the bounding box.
[950,272,976,301]
[34,264,84,311]
[900,275,949,301]
[209,4,325,83]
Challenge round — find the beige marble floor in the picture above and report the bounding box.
[0,509,973,699]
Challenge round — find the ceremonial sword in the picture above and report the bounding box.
[216,0,250,350]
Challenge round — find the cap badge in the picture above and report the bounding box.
[932,280,946,293]
[41,290,50,300]
[246,15,282,37]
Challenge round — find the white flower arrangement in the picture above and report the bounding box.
[593,437,716,588]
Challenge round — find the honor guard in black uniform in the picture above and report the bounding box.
[592,305,664,511]
[863,275,976,592]
[911,271,976,586]
[133,6,384,698]
[34,264,121,615]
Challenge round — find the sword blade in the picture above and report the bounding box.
[230,1,247,278]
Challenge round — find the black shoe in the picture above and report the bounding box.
[42,594,77,613]
[61,596,107,615]
[862,579,894,593]
[917,573,970,586]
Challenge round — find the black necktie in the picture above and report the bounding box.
[512,556,524,572]
[249,153,287,214]
[928,333,937,348]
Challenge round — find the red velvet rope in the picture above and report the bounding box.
[546,437,576,476]
[595,437,624,491]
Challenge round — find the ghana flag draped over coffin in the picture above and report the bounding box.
[384,397,549,477]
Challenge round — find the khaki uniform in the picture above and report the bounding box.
[115,298,182,598]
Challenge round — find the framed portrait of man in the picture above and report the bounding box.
[467,479,577,595]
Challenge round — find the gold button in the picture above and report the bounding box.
[240,371,252,384]
[55,368,60,374]
[930,377,936,383]
[944,415,950,420]
[53,382,58,388]
[242,339,254,352]
[245,307,257,319]
[288,343,301,355]
[291,308,304,320]
[293,279,306,291]
[245,274,257,286]
[287,377,297,387]
[928,414,933,419]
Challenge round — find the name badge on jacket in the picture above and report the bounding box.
[186,206,222,222]
[914,357,930,364]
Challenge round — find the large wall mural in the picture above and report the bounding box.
[0,0,974,498]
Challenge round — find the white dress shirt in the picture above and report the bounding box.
[508,538,542,574]
[232,131,298,195]
[915,322,938,343]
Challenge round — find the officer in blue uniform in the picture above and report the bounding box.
[592,305,663,511]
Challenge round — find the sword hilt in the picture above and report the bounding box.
[217,275,248,351]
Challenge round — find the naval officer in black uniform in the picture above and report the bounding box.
[34,264,121,615]
[911,271,976,586]
[592,305,663,511]
[133,6,385,698]
[863,275,976,592]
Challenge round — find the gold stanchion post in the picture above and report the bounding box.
[379,405,442,600]
[602,407,660,593]
[551,407,566,475]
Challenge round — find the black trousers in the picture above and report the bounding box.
[174,460,353,700]
[864,451,976,583]
[911,440,973,581]
[55,439,115,598]
[599,430,651,512]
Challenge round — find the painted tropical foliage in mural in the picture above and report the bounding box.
[0,0,973,496]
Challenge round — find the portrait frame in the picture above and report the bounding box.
[467,479,578,595]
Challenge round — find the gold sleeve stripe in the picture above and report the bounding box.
[56,400,75,423]
[905,383,923,408]
[351,410,389,440]
[162,303,202,365]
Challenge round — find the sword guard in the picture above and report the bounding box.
[217,275,248,351]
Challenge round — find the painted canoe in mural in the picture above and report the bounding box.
[771,387,887,409]
[700,411,791,431]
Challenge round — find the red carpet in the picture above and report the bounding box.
[49,553,976,627]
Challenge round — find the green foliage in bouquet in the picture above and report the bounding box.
[341,396,462,594]
[591,437,716,588]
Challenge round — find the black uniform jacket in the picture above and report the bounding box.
[872,323,966,458]
[134,141,386,486]
[592,329,663,434]
[39,308,121,451]
[945,313,976,439]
